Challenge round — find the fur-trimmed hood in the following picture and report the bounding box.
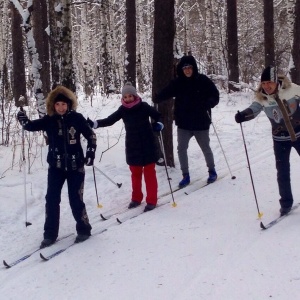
[46,86,78,116]
[255,74,292,101]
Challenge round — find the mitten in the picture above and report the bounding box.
[152,122,164,132]
[235,111,246,123]
[17,110,29,126]
[87,118,98,129]
[85,147,95,166]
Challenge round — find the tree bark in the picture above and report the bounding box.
[10,3,27,106]
[125,0,136,86]
[263,0,275,66]
[152,0,175,167]
[291,0,300,84]
[227,0,239,92]
[32,0,51,97]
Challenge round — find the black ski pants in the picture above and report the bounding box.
[44,166,92,240]
[273,138,300,209]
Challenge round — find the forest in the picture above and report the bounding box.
[1,0,300,164]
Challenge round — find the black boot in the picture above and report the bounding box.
[144,204,156,212]
[128,200,141,209]
[40,238,56,249]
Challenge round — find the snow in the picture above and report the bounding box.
[1,90,300,299]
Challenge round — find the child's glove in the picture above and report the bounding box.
[87,118,98,129]
[152,122,164,132]
[85,148,95,166]
[17,110,29,126]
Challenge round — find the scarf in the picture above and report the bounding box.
[121,96,141,108]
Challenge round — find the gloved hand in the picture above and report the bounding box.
[17,110,29,126]
[152,122,164,132]
[85,148,95,166]
[235,111,246,123]
[206,97,217,109]
[87,118,97,129]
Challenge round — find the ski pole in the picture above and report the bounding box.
[158,131,177,207]
[239,121,263,219]
[92,166,103,208]
[19,105,32,227]
[207,111,236,180]
[93,165,122,188]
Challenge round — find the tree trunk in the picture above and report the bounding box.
[48,0,61,88]
[10,3,27,106]
[32,0,51,97]
[291,0,300,84]
[152,0,175,167]
[60,0,75,91]
[125,0,136,86]
[263,0,275,66]
[227,0,239,92]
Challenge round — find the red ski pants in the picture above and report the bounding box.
[129,163,158,205]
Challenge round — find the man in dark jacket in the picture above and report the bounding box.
[154,55,219,188]
[17,86,97,248]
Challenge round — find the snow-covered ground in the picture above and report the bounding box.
[1,90,300,299]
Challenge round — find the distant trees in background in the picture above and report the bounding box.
[1,0,300,148]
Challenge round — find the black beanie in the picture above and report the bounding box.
[54,93,71,104]
[261,66,277,82]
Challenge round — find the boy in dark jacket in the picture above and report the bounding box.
[17,86,97,248]
[154,55,219,188]
[88,82,163,212]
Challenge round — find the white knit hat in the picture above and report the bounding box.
[121,82,137,97]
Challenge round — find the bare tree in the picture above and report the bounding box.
[10,0,46,116]
[226,0,239,91]
[290,0,300,84]
[60,0,75,91]
[10,2,27,106]
[48,0,61,87]
[125,0,136,85]
[152,0,175,167]
[263,0,275,66]
[32,0,51,96]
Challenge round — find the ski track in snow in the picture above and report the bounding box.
[2,92,300,299]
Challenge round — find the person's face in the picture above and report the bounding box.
[54,101,68,115]
[261,81,277,95]
[123,94,135,103]
[182,65,193,77]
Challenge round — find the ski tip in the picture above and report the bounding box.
[3,260,11,268]
[100,214,108,221]
[116,218,122,224]
[40,253,48,261]
[260,222,267,230]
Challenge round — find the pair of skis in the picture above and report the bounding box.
[99,175,226,225]
[3,233,74,268]
[40,228,107,261]
[3,228,107,267]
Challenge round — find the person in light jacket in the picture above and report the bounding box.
[235,66,300,216]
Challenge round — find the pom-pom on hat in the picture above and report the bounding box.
[121,82,138,97]
[261,66,278,82]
